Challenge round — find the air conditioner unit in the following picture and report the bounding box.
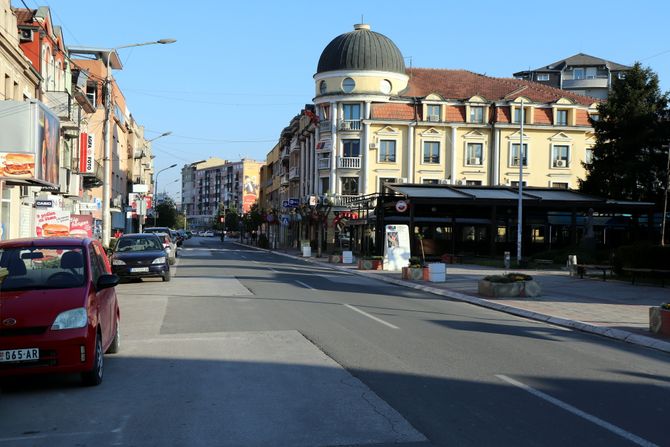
[439,179,451,185]
[397,177,407,184]
[469,157,481,165]
[428,115,440,122]
[369,143,377,149]
[19,29,32,42]
[340,121,351,130]
[555,160,566,168]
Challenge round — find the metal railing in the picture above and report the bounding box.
[318,120,332,132]
[289,167,300,179]
[318,158,331,169]
[338,119,362,131]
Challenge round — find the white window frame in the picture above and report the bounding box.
[426,104,441,122]
[422,141,441,165]
[465,142,484,166]
[585,147,594,165]
[378,139,397,163]
[509,143,528,167]
[342,77,355,93]
[537,73,550,81]
[340,176,359,195]
[573,68,585,80]
[556,109,568,126]
[512,107,527,124]
[470,106,484,124]
[550,181,570,189]
[551,144,570,168]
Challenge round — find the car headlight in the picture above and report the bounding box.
[152,257,166,264]
[112,258,126,265]
[52,307,88,330]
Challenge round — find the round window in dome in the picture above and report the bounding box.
[380,79,392,94]
[342,77,356,93]
[319,80,327,95]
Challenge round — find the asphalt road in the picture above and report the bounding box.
[1,237,668,447]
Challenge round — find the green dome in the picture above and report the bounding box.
[317,24,406,75]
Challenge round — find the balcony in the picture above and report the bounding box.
[337,156,361,169]
[318,158,331,170]
[74,158,104,189]
[562,77,609,89]
[289,138,301,153]
[330,195,360,207]
[281,148,290,160]
[45,90,79,128]
[338,119,362,131]
[289,167,300,180]
[280,174,289,186]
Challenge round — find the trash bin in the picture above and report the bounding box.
[301,240,311,257]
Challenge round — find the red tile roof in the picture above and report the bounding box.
[13,8,36,25]
[534,108,552,125]
[371,103,415,120]
[403,68,598,106]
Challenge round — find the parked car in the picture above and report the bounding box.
[144,227,178,260]
[0,237,120,386]
[170,229,183,247]
[110,234,170,282]
[153,232,177,265]
[202,230,214,237]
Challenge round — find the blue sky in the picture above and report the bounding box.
[30,0,670,200]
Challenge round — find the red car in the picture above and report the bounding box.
[0,237,120,386]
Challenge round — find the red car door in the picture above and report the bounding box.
[88,242,114,348]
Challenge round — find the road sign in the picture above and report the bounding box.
[288,198,300,207]
[282,200,289,208]
[280,215,290,226]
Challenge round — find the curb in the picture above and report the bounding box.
[236,243,670,354]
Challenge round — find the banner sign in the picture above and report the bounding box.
[383,224,411,271]
[35,209,70,237]
[79,132,95,174]
[70,214,93,238]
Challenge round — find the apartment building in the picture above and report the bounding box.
[513,53,631,100]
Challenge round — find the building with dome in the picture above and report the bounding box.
[260,23,602,251]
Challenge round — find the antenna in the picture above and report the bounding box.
[361,14,364,23]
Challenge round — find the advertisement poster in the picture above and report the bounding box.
[242,174,259,213]
[383,224,411,271]
[36,209,71,237]
[38,107,60,185]
[79,132,95,174]
[70,214,93,238]
[0,152,35,178]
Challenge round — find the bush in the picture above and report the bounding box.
[408,256,423,267]
[257,233,269,249]
[483,273,533,283]
[612,244,670,274]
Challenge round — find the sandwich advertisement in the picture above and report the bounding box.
[0,153,35,178]
[0,100,60,186]
[70,214,93,238]
[35,209,71,237]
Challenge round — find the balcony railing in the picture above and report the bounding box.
[330,195,360,206]
[289,167,300,179]
[318,158,331,169]
[562,78,609,89]
[338,119,362,131]
[290,138,300,153]
[337,156,361,169]
[280,174,289,185]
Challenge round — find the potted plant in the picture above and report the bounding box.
[649,303,670,336]
[329,250,342,263]
[358,255,384,270]
[402,257,424,280]
[478,273,541,297]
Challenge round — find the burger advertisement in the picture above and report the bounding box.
[69,214,93,238]
[36,210,71,238]
[0,153,35,178]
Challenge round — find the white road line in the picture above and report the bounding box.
[295,280,316,290]
[495,374,658,447]
[344,304,399,330]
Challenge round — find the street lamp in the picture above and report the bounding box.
[102,38,176,247]
[153,164,177,225]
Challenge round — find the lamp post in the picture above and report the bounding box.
[662,144,670,246]
[102,38,176,247]
[153,164,177,226]
[517,98,525,264]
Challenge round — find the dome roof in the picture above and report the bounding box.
[317,24,406,75]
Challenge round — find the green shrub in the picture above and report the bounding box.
[257,234,269,249]
[612,244,670,274]
[408,256,423,267]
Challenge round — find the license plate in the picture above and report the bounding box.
[130,267,149,273]
[0,348,39,363]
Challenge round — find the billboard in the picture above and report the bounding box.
[79,132,95,174]
[35,209,71,237]
[70,214,93,238]
[0,100,60,186]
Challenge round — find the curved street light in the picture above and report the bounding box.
[153,164,177,226]
[102,38,176,246]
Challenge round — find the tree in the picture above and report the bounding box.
[155,197,178,228]
[224,209,240,233]
[580,63,670,204]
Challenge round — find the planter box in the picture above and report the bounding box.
[422,262,446,282]
[402,266,424,280]
[359,259,383,270]
[329,254,342,263]
[478,279,541,297]
[649,307,670,336]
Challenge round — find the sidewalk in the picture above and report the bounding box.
[241,242,670,354]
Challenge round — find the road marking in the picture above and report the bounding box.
[344,304,399,330]
[296,280,316,290]
[268,267,278,272]
[495,374,658,447]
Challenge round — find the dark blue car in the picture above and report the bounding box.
[110,234,170,282]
